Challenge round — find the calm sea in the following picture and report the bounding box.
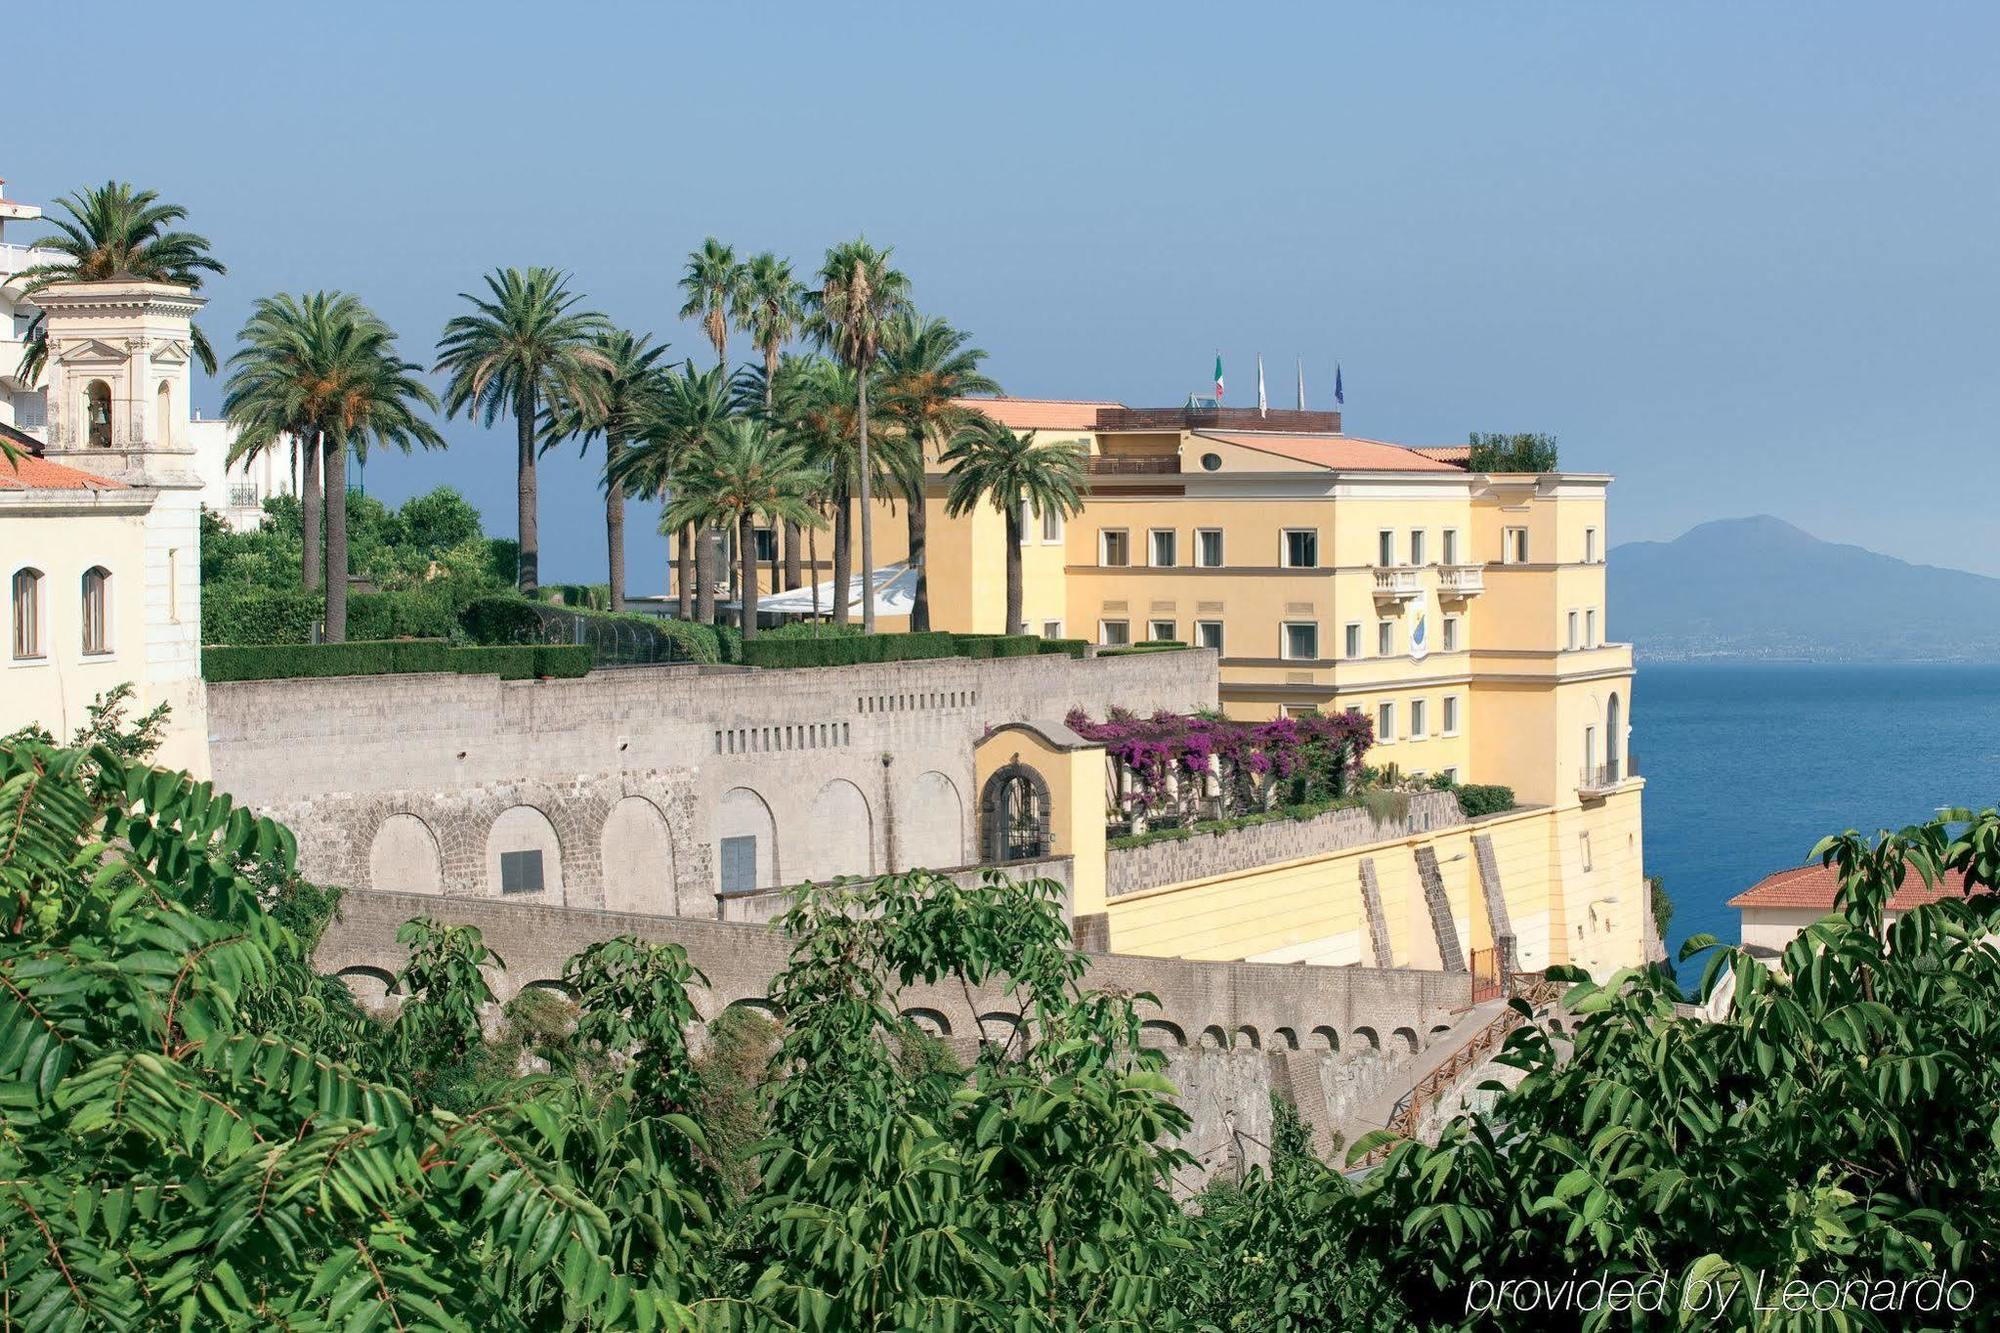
[1637,664,2000,969]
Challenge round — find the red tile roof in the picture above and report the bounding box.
[952,397,1124,431]
[1729,861,1981,912]
[0,451,126,492]
[1415,445,1472,464]
[1197,431,1465,473]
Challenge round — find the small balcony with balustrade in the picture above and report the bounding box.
[1435,564,1485,599]
[1371,566,1423,603]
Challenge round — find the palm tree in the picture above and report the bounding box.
[877,313,999,631]
[806,239,909,633]
[678,239,749,607]
[611,363,733,621]
[943,419,1087,635]
[223,293,443,640]
[661,419,822,641]
[434,268,610,596]
[545,330,668,610]
[14,181,227,382]
[738,252,807,591]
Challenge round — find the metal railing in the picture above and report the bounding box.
[1088,455,1180,476]
[227,483,260,509]
[1579,750,1639,796]
[505,602,699,667]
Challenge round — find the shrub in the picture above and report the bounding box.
[451,645,537,679]
[762,621,863,641]
[460,595,724,666]
[954,633,1041,659]
[1099,641,1187,656]
[534,645,592,679]
[201,641,589,683]
[1036,638,1091,658]
[347,590,459,642]
[742,631,960,669]
[202,588,323,645]
[1455,783,1515,818]
[459,596,547,645]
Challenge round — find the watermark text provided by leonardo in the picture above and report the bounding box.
[1464,1269,1976,1320]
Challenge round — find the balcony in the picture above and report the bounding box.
[1578,752,1639,799]
[1436,564,1485,598]
[0,243,36,278]
[1088,455,1180,476]
[1372,566,1422,601]
[228,483,261,509]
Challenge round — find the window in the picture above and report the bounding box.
[1195,528,1224,567]
[1410,699,1428,738]
[1200,452,1222,471]
[1149,619,1178,642]
[1376,529,1396,567]
[81,567,110,655]
[1443,695,1461,735]
[1099,619,1130,647]
[1149,529,1177,567]
[1442,615,1460,653]
[719,836,758,892]
[14,391,44,431]
[499,849,545,895]
[1377,621,1393,656]
[1281,529,1318,568]
[1344,623,1362,658]
[1282,704,1318,719]
[1504,527,1529,564]
[1442,766,1460,784]
[85,380,111,449]
[1585,527,1599,563]
[1409,529,1427,566]
[1585,609,1598,646]
[1580,831,1594,872]
[1194,620,1224,651]
[1567,610,1579,651]
[11,568,43,660]
[1042,507,1064,543]
[1442,528,1460,565]
[1100,530,1130,567]
[1377,701,1396,742]
[752,528,777,563]
[1281,622,1319,661]
[1042,620,1064,639]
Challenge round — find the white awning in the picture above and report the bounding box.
[725,562,917,617]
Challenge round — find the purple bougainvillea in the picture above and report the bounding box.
[1065,706,1374,824]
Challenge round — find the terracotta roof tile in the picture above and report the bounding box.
[1197,431,1464,473]
[1415,445,1472,463]
[0,452,126,492]
[1729,862,1981,912]
[952,397,1123,431]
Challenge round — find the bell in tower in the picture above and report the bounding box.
[32,277,205,488]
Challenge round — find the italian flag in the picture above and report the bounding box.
[1214,353,1224,404]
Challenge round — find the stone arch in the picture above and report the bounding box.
[1198,1024,1229,1050]
[1352,1025,1381,1052]
[369,813,443,896]
[1234,1025,1261,1050]
[519,978,578,1005]
[807,779,874,882]
[1139,1019,1186,1048]
[1273,1026,1301,1050]
[978,1011,1021,1043]
[337,965,398,1008]
[1429,1022,1453,1042]
[905,770,965,870]
[727,997,782,1024]
[979,762,1052,863]
[717,787,779,892]
[901,1007,952,1038]
[1393,1026,1420,1055]
[485,804,564,903]
[85,379,111,448]
[1310,1025,1341,1052]
[601,795,675,915]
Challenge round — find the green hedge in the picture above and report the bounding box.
[203,588,323,646]
[1455,784,1516,818]
[1036,638,1091,658]
[742,630,961,669]
[347,590,458,642]
[459,595,725,666]
[1099,641,1188,656]
[955,634,1041,659]
[202,641,591,683]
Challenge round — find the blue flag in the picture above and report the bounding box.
[1334,362,1344,406]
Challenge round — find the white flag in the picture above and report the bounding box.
[1408,591,1430,662]
[1256,355,1267,416]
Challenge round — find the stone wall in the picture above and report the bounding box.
[1105,790,1464,897]
[208,652,1211,914]
[715,855,1076,924]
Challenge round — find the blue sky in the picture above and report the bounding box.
[14,1,2000,581]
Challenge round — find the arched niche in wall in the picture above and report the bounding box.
[717,787,780,893]
[369,812,443,896]
[486,804,564,903]
[904,770,965,871]
[600,795,675,915]
[806,779,874,883]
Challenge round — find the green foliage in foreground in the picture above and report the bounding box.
[4,706,1999,1330]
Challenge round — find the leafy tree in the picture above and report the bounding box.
[545,329,669,611]
[660,419,823,639]
[943,418,1088,634]
[1466,431,1560,473]
[12,181,227,380]
[877,312,999,630]
[435,267,612,596]
[807,239,910,633]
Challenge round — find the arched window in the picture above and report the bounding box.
[80,567,110,655]
[155,381,173,446]
[85,381,112,449]
[10,568,44,660]
[1605,692,1623,783]
[979,763,1051,863]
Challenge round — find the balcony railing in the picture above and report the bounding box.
[1436,564,1485,597]
[1579,751,1639,797]
[227,483,261,509]
[1088,455,1180,476]
[1372,566,1422,599]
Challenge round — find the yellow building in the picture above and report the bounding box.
[675,397,1648,978]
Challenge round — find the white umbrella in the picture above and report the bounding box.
[726,562,917,618]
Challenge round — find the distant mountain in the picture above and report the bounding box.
[1610,516,2000,662]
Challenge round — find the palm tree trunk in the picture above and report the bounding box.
[906,466,930,632]
[300,432,322,592]
[783,520,802,591]
[324,440,349,643]
[604,431,627,611]
[677,521,695,619]
[832,479,852,627]
[696,528,717,624]
[857,368,876,634]
[1004,505,1024,635]
[740,512,760,641]
[515,379,540,595]
[807,520,821,619]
